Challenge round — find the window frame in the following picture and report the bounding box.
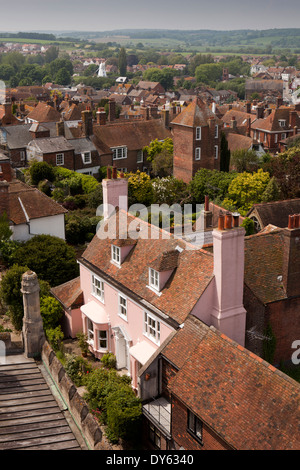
[137,149,143,163]
[214,145,218,159]
[215,125,218,139]
[118,294,127,320]
[195,127,201,140]
[86,317,94,345]
[195,147,201,161]
[111,245,121,265]
[92,274,104,303]
[98,329,108,350]
[149,268,159,291]
[187,410,203,444]
[56,153,64,166]
[82,151,92,164]
[112,146,127,160]
[144,311,161,345]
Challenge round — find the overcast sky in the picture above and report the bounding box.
[0,0,299,32]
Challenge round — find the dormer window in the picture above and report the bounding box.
[111,245,120,265]
[279,119,286,127]
[82,151,91,164]
[149,268,159,291]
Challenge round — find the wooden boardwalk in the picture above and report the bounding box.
[0,359,85,450]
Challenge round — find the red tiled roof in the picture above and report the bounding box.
[8,180,67,225]
[26,102,61,123]
[80,210,214,324]
[51,277,83,309]
[171,97,222,128]
[167,316,300,450]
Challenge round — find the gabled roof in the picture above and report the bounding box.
[92,119,171,154]
[171,97,222,128]
[80,210,214,325]
[251,107,300,132]
[166,315,300,450]
[8,180,67,225]
[27,135,74,154]
[26,102,61,123]
[246,199,300,230]
[51,277,83,309]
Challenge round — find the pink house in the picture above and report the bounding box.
[52,171,247,390]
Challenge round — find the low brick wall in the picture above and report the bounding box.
[41,341,121,451]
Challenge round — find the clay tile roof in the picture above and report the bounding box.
[244,229,286,304]
[167,317,300,450]
[26,101,61,123]
[51,277,83,309]
[171,97,222,128]
[149,249,180,272]
[226,133,253,152]
[8,180,67,225]
[80,211,214,324]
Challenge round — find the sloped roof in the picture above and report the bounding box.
[247,199,300,229]
[92,119,171,154]
[167,315,300,450]
[28,136,74,154]
[251,107,300,132]
[80,210,214,325]
[171,97,222,128]
[244,229,286,304]
[51,277,83,309]
[8,180,67,225]
[26,102,61,123]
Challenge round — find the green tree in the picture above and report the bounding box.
[189,168,237,205]
[241,217,255,236]
[127,171,154,207]
[0,264,28,330]
[222,169,271,215]
[55,67,71,86]
[118,47,127,76]
[261,176,281,202]
[0,212,12,242]
[29,161,55,186]
[11,235,79,287]
[40,296,63,330]
[230,149,260,173]
[195,63,223,85]
[45,46,59,63]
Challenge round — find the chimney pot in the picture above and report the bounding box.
[112,166,117,179]
[225,212,233,229]
[294,214,300,229]
[218,213,225,231]
[288,214,295,229]
[232,212,240,227]
[204,195,209,212]
[107,166,112,179]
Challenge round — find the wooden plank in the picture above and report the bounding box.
[0,432,78,450]
[0,372,42,383]
[0,389,52,401]
[0,424,72,444]
[0,411,64,428]
[0,405,61,421]
[0,364,38,374]
[0,379,48,391]
[15,439,81,451]
[0,394,54,407]
[0,399,60,414]
[0,417,66,435]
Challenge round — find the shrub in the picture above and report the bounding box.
[0,264,28,330]
[241,217,255,236]
[101,352,116,369]
[46,326,64,352]
[106,386,142,443]
[40,296,63,330]
[64,354,92,386]
[29,161,55,186]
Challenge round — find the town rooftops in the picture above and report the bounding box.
[26,101,61,123]
[246,199,300,230]
[164,315,300,450]
[27,135,74,154]
[171,97,222,128]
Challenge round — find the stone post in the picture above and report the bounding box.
[21,271,45,358]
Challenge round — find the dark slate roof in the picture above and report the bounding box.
[27,136,74,154]
[246,199,300,229]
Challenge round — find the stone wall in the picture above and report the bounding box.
[41,341,122,451]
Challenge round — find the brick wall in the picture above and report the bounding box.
[43,150,75,170]
[171,396,231,450]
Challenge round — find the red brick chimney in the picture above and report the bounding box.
[289,110,297,129]
[0,180,10,220]
[0,157,12,182]
[96,108,106,125]
[81,109,93,137]
[282,214,300,297]
[108,99,116,122]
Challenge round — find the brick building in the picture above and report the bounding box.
[139,315,300,450]
[171,97,222,183]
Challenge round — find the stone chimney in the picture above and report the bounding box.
[21,271,45,358]
[101,166,128,220]
[81,109,93,137]
[141,105,150,121]
[282,214,300,298]
[211,213,247,346]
